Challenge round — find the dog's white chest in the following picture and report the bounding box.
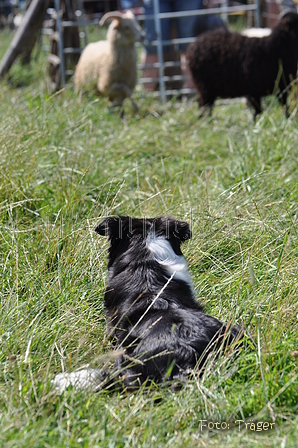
[146,233,194,289]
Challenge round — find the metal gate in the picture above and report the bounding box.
[50,0,261,101]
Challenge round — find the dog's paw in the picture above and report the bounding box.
[52,368,102,393]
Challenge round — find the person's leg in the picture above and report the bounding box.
[175,0,203,89]
[180,52,193,89]
[175,0,204,39]
[141,52,159,91]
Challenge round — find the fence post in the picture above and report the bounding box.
[0,0,49,77]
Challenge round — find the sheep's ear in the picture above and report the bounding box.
[99,11,123,26]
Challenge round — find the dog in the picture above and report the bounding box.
[53,216,241,392]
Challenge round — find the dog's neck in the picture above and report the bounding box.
[104,229,200,332]
[146,231,194,292]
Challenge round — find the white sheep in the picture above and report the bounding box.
[241,28,271,38]
[241,7,297,38]
[74,10,144,111]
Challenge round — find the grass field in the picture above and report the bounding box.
[1,28,298,447]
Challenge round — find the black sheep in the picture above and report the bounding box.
[187,12,298,118]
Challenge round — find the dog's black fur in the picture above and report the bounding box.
[95,216,241,387]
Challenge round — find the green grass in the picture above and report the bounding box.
[1,29,298,447]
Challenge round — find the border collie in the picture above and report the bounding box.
[53,216,241,392]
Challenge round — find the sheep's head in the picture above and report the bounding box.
[100,11,145,46]
[277,10,298,38]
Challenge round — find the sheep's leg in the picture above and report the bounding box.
[196,95,214,118]
[278,91,289,117]
[108,104,125,118]
[247,96,261,120]
[130,97,139,113]
[108,83,138,112]
[198,103,213,119]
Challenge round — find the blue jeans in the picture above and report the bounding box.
[143,0,203,53]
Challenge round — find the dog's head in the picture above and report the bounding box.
[95,216,192,268]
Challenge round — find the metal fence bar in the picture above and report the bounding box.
[222,0,229,23]
[153,0,166,103]
[254,0,260,27]
[61,19,98,27]
[64,47,82,53]
[146,37,195,46]
[54,0,66,86]
[137,5,259,21]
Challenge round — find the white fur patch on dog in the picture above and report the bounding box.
[146,232,194,290]
[52,368,102,393]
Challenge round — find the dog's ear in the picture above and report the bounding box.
[171,220,192,242]
[155,217,192,242]
[95,217,119,238]
[95,217,110,237]
[154,218,192,256]
[95,216,130,239]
